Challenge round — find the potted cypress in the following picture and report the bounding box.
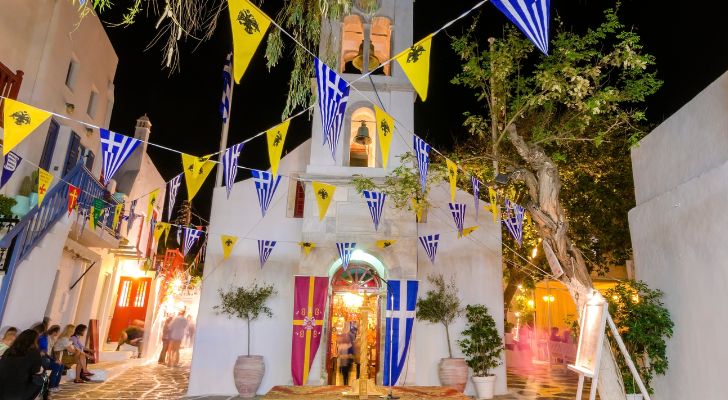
[416,274,466,391]
[458,305,503,399]
[215,282,277,398]
[605,281,674,400]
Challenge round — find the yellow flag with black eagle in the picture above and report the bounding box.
[395,34,433,101]
[227,0,272,84]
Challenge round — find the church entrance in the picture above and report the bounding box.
[325,262,382,386]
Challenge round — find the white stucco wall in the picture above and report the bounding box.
[629,70,728,399]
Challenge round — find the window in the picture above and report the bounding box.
[86,90,98,118]
[293,181,305,218]
[369,17,392,76]
[340,15,391,76]
[348,107,377,167]
[39,119,59,170]
[118,280,132,307]
[341,15,364,74]
[65,60,78,89]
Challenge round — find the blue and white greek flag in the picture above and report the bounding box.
[419,234,439,264]
[503,199,525,246]
[251,169,282,217]
[222,142,244,199]
[258,239,276,268]
[449,202,466,237]
[127,199,138,235]
[1,151,22,189]
[100,129,141,185]
[221,52,233,123]
[315,58,350,160]
[183,227,203,256]
[363,190,386,231]
[166,173,182,222]
[492,0,550,54]
[471,176,481,221]
[413,135,431,193]
[383,279,419,386]
[336,242,356,270]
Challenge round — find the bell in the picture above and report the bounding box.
[352,41,380,72]
[354,121,372,145]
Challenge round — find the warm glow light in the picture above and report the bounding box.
[514,312,521,318]
[531,247,538,258]
[517,284,523,290]
[342,292,364,308]
[121,261,146,278]
[527,299,535,308]
[542,295,555,302]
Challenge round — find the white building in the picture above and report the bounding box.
[629,71,728,399]
[189,1,505,397]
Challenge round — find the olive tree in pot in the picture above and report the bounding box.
[605,281,673,400]
[416,274,466,391]
[215,282,277,398]
[458,305,504,399]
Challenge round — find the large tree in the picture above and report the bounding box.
[450,7,661,398]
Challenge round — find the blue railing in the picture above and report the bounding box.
[0,162,122,322]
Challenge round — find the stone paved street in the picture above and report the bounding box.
[52,351,592,400]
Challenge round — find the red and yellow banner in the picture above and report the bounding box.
[291,276,327,386]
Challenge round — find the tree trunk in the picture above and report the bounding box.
[444,323,453,358]
[247,318,251,357]
[506,124,625,400]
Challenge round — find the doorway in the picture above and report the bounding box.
[325,263,382,385]
[107,276,151,342]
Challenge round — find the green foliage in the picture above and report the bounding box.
[0,195,17,216]
[416,274,462,358]
[458,304,503,376]
[19,176,33,196]
[605,281,674,395]
[215,281,277,356]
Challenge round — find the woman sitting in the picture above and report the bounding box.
[70,324,95,383]
[0,329,44,399]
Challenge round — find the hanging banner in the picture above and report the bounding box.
[503,199,525,246]
[413,135,431,193]
[67,185,80,216]
[299,242,315,256]
[227,0,272,84]
[291,276,328,386]
[395,34,433,101]
[449,202,466,237]
[222,143,244,199]
[411,197,425,223]
[471,176,481,222]
[221,234,238,260]
[315,58,350,160]
[363,190,386,231]
[92,198,105,227]
[167,173,183,221]
[311,181,335,221]
[112,204,123,229]
[266,119,290,178]
[258,239,276,268]
[419,234,439,264]
[154,222,170,243]
[88,205,96,230]
[376,239,397,249]
[3,99,52,155]
[146,189,159,223]
[383,280,419,386]
[374,105,395,169]
[183,227,204,256]
[181,153,216,201]
[0,151,22,189]
[127,199,137,234]
[336,242,356,270]
[251,169,282,217]
[99,129,141,185]
[446,158,458,202]
[491,0,550,54]
[542,240,564,278]
[37,168,53,206]
[462,226,479,237]
[488,186,499,223]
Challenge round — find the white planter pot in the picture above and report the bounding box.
[472,375,496,399]
[626,394,643,400]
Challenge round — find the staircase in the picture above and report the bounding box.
[0,162,122,321]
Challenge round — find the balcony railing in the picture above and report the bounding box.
[0,62,24,129]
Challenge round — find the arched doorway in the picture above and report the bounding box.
[325,260,384,385]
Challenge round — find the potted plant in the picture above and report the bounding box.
[458,305,503,399]
[215,281,277,398]
[605,281,674,399]
[0,195,17,217]
[416,274,466,391]
[11,175,33,216]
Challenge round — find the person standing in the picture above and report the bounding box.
[336,333,352,386]
[0,329,44,399]
[184,315,196,348]
[166,310,188,367]
[158,316,173,365]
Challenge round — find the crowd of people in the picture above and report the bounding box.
[158,310,194,368]
[0,322,96,399]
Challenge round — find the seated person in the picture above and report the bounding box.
[0,326,18,356]
[550,327,562,342]
[116,320,144,358]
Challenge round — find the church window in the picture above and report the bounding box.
[340,15,391,76]
[369,17,392,76]
[293,180,305,218]
[348,107,376,167]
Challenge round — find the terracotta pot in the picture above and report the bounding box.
[233,355,265,398]
[472,375,496,399]
[438,358,468,392]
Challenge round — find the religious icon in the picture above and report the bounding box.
[407,43,425,63]
[10,111,31,126]
[237,9,260,34]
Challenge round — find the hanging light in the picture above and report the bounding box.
[354,120,372,145]
[352,41,380,72]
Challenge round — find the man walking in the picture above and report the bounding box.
[166,310,188,367]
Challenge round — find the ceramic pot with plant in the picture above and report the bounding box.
[11,176,33,216]
[215,282,277,398]
[458,304,503,399]
[605,281,673,399]
[416,274,467,392]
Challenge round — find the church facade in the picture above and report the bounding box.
[188,1,505,397]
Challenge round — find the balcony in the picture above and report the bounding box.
[0,62,24,129]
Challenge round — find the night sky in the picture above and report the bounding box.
[100,0,728,221]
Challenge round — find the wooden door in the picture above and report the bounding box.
[107,277,151,342]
